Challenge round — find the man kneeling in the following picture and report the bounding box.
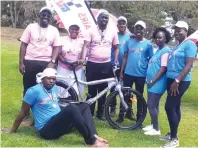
[1,68,108,147]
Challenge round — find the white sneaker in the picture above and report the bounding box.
[163,138,179,148]
[142,124,153,131]
[144,128,161,136]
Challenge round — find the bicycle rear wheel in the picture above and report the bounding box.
[105,88,147,130]
[56,79,78,109]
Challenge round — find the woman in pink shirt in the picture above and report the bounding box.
[57,24,88,96]
[86,10,119,121]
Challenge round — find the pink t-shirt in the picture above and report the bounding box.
[87,26,119,63]
[20,23,61,62]
[58,36,85,70]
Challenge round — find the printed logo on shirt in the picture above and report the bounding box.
[148,57,157,66]
[135,48,144,53]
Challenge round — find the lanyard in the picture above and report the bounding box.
[41,84,54,102]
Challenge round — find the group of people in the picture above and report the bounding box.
[1,6,197,148]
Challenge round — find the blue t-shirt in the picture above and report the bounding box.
[167,40,197,81]
[124,38,154,77]
[24,84,61,131]
[111,32,131,65]
[147,46,171,94]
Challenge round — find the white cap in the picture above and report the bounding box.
[174,21,188,31]
[96,9,109,19]
[36,68,57,83]
[40,6,53,15]
[117,16,127,24]
[134,20,146,29]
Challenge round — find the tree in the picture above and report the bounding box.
[8,1,25,28]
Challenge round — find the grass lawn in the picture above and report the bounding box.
[1,39,198,147]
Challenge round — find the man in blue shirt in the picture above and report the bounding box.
[110,16,131,116]
[1,68,108,147]
[117,20,154,124]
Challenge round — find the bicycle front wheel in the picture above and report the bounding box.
[105,88,147,130]
[56,79,78,109]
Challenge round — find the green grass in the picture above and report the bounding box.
[1,40,198,147]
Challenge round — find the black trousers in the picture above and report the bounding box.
[109,68,121,108]
[86,61,113,116]
[119,74,146,119]
[39,103,97,145]
[23,60,49,96]
[165,78,190,139]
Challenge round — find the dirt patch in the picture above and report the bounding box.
[1,27,24,41]
[1,27,67,41]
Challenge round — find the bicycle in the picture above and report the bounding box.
[55,61,147,130]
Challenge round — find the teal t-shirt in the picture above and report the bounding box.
[124,38,154,77]
[147,46,171,94]
[167,40,197,81]
[111,32,131,65]
[24,84,61,131]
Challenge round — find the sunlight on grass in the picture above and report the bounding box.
[1,40,198,147]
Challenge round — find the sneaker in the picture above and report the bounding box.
[125,111,136,121]
[115,116,124,123]
[163,138,179,148]
[159,132,171,141]
[144,128,161,136]
[142,124,153,131]
[96,115,106,121]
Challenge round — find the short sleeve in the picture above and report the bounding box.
[20,24,32,44]
[185,41,197,58]
[82,31,91,42]
[23,88,37,106]
[124,40,129,53]
[161,53,169,66]
[112,31,119,46]
[52,28,61,47]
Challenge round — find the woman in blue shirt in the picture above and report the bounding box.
[161,21,197,148]
[143,27,171,135]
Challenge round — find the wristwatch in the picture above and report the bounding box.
[51,59,56,64]
[175,78,180,83]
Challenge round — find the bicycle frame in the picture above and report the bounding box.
[56,66,129,110]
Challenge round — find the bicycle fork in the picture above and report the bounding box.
[115,84,129,110]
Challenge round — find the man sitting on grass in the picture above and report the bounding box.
[1,68,108,147]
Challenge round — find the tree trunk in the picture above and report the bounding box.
[9,2,16,28]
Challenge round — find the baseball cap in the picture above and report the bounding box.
[36,68,57,83]
[174,21,188,31]
[117,16,127,24]
[96,9,109,19]
[134,20,146,29]
[40,6,53,15]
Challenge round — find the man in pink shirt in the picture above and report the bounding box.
[85,9,119,121]
[19,6,61,97]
